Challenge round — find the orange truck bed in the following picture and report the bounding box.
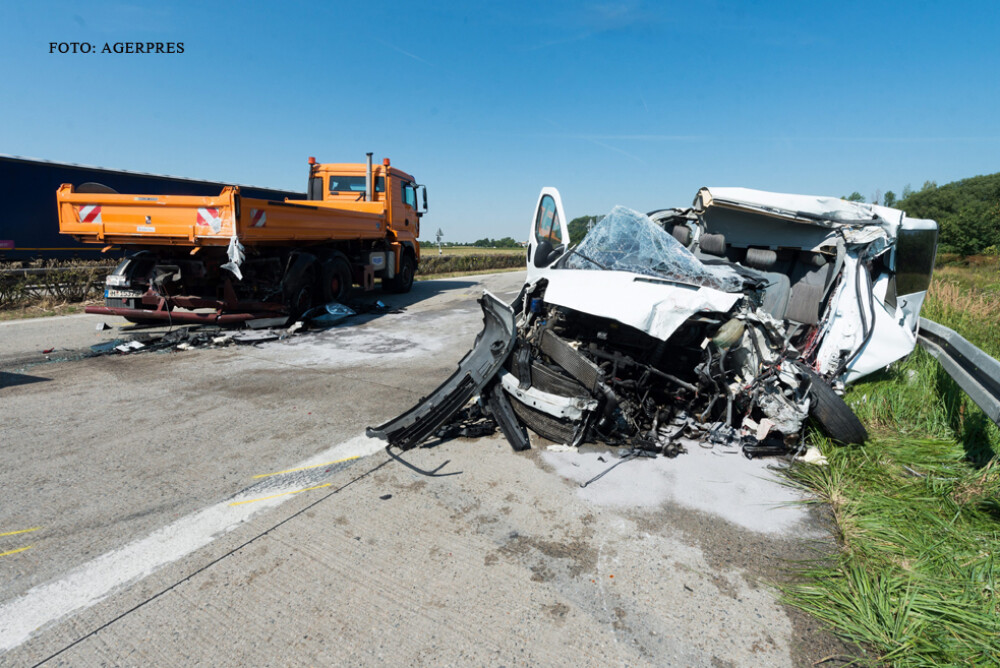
[57,184,390,247]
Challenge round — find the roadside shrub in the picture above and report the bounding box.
[0,260,114,310]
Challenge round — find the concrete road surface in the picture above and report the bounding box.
[0,272,856,666]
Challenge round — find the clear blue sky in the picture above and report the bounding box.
[2,1,998,242]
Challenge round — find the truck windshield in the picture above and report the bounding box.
[329,176,385,193]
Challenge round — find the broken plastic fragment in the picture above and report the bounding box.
[220,233,245,280]
[114,340,145,353]
[303,302,356,326]
[795,446,829,466]
[564,206,744,292]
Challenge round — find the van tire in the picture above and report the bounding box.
[801,366,868,445]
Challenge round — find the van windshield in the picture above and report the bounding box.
[563,206,745,293]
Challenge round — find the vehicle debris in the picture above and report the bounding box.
[368,186,939,462]
[82,297,392,357]
[303,301,356,326]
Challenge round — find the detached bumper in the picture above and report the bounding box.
[366,291,517,449]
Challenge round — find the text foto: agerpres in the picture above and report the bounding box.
[50,42,185,54]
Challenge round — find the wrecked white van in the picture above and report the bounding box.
[369,187,937,458]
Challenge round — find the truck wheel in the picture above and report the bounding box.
[321,255,352,303]
[287,268,316,322]
[385,252,415,294]
[800,366,868,445]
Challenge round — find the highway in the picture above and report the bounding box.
[1,272,855,667]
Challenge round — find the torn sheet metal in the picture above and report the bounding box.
[542,271,740,342]
[498,369,598,421]
[813,255,917,382]
[696,187,901,228]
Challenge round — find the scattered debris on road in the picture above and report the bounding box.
[81,298,399,357]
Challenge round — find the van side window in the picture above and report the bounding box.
[534,195,562,243]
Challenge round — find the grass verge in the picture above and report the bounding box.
[782,257,1000,666]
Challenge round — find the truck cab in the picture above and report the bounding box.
[307,158,427,238]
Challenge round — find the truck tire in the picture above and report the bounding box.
[320,254,352,303]
[287,267,316,322]
[385,251,415,294]
[801,366,868,445]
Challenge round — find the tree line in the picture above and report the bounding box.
[844,172,1000,256]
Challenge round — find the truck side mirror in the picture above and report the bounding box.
[419,185,428,213]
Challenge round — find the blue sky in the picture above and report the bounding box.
[1,1,997,241]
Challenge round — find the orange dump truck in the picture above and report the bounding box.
[57,154,426,324]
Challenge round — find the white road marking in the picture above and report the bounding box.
[0,434,385,652]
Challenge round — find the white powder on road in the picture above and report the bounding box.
[542,443,818,537]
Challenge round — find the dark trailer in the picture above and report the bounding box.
[0,155,304,262]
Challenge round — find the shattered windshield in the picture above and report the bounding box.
[563,206,744,292]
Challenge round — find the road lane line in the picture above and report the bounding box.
[0,433,384,653]
[252,455,359,479]
[0,546,33,558]
[229,483,333,506]
[0,527,40,538]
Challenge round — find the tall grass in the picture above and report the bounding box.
[783,257,1000,666]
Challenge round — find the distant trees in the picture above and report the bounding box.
[567,215,603,243]
[470,236,520,248]
[842,174,1000,255]
[897,173,1000,256]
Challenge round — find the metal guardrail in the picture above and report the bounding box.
[918,317,1000,426]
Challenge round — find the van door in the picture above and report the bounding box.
[526,187,569,282]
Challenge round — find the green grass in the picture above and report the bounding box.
[782,257,1000,666]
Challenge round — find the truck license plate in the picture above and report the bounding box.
[105,288,144,299]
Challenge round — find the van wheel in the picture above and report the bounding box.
[385,252,415,294]
[321,254,353,302]
[800,366,868,445]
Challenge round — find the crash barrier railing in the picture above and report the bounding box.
[918,317,1000,427]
